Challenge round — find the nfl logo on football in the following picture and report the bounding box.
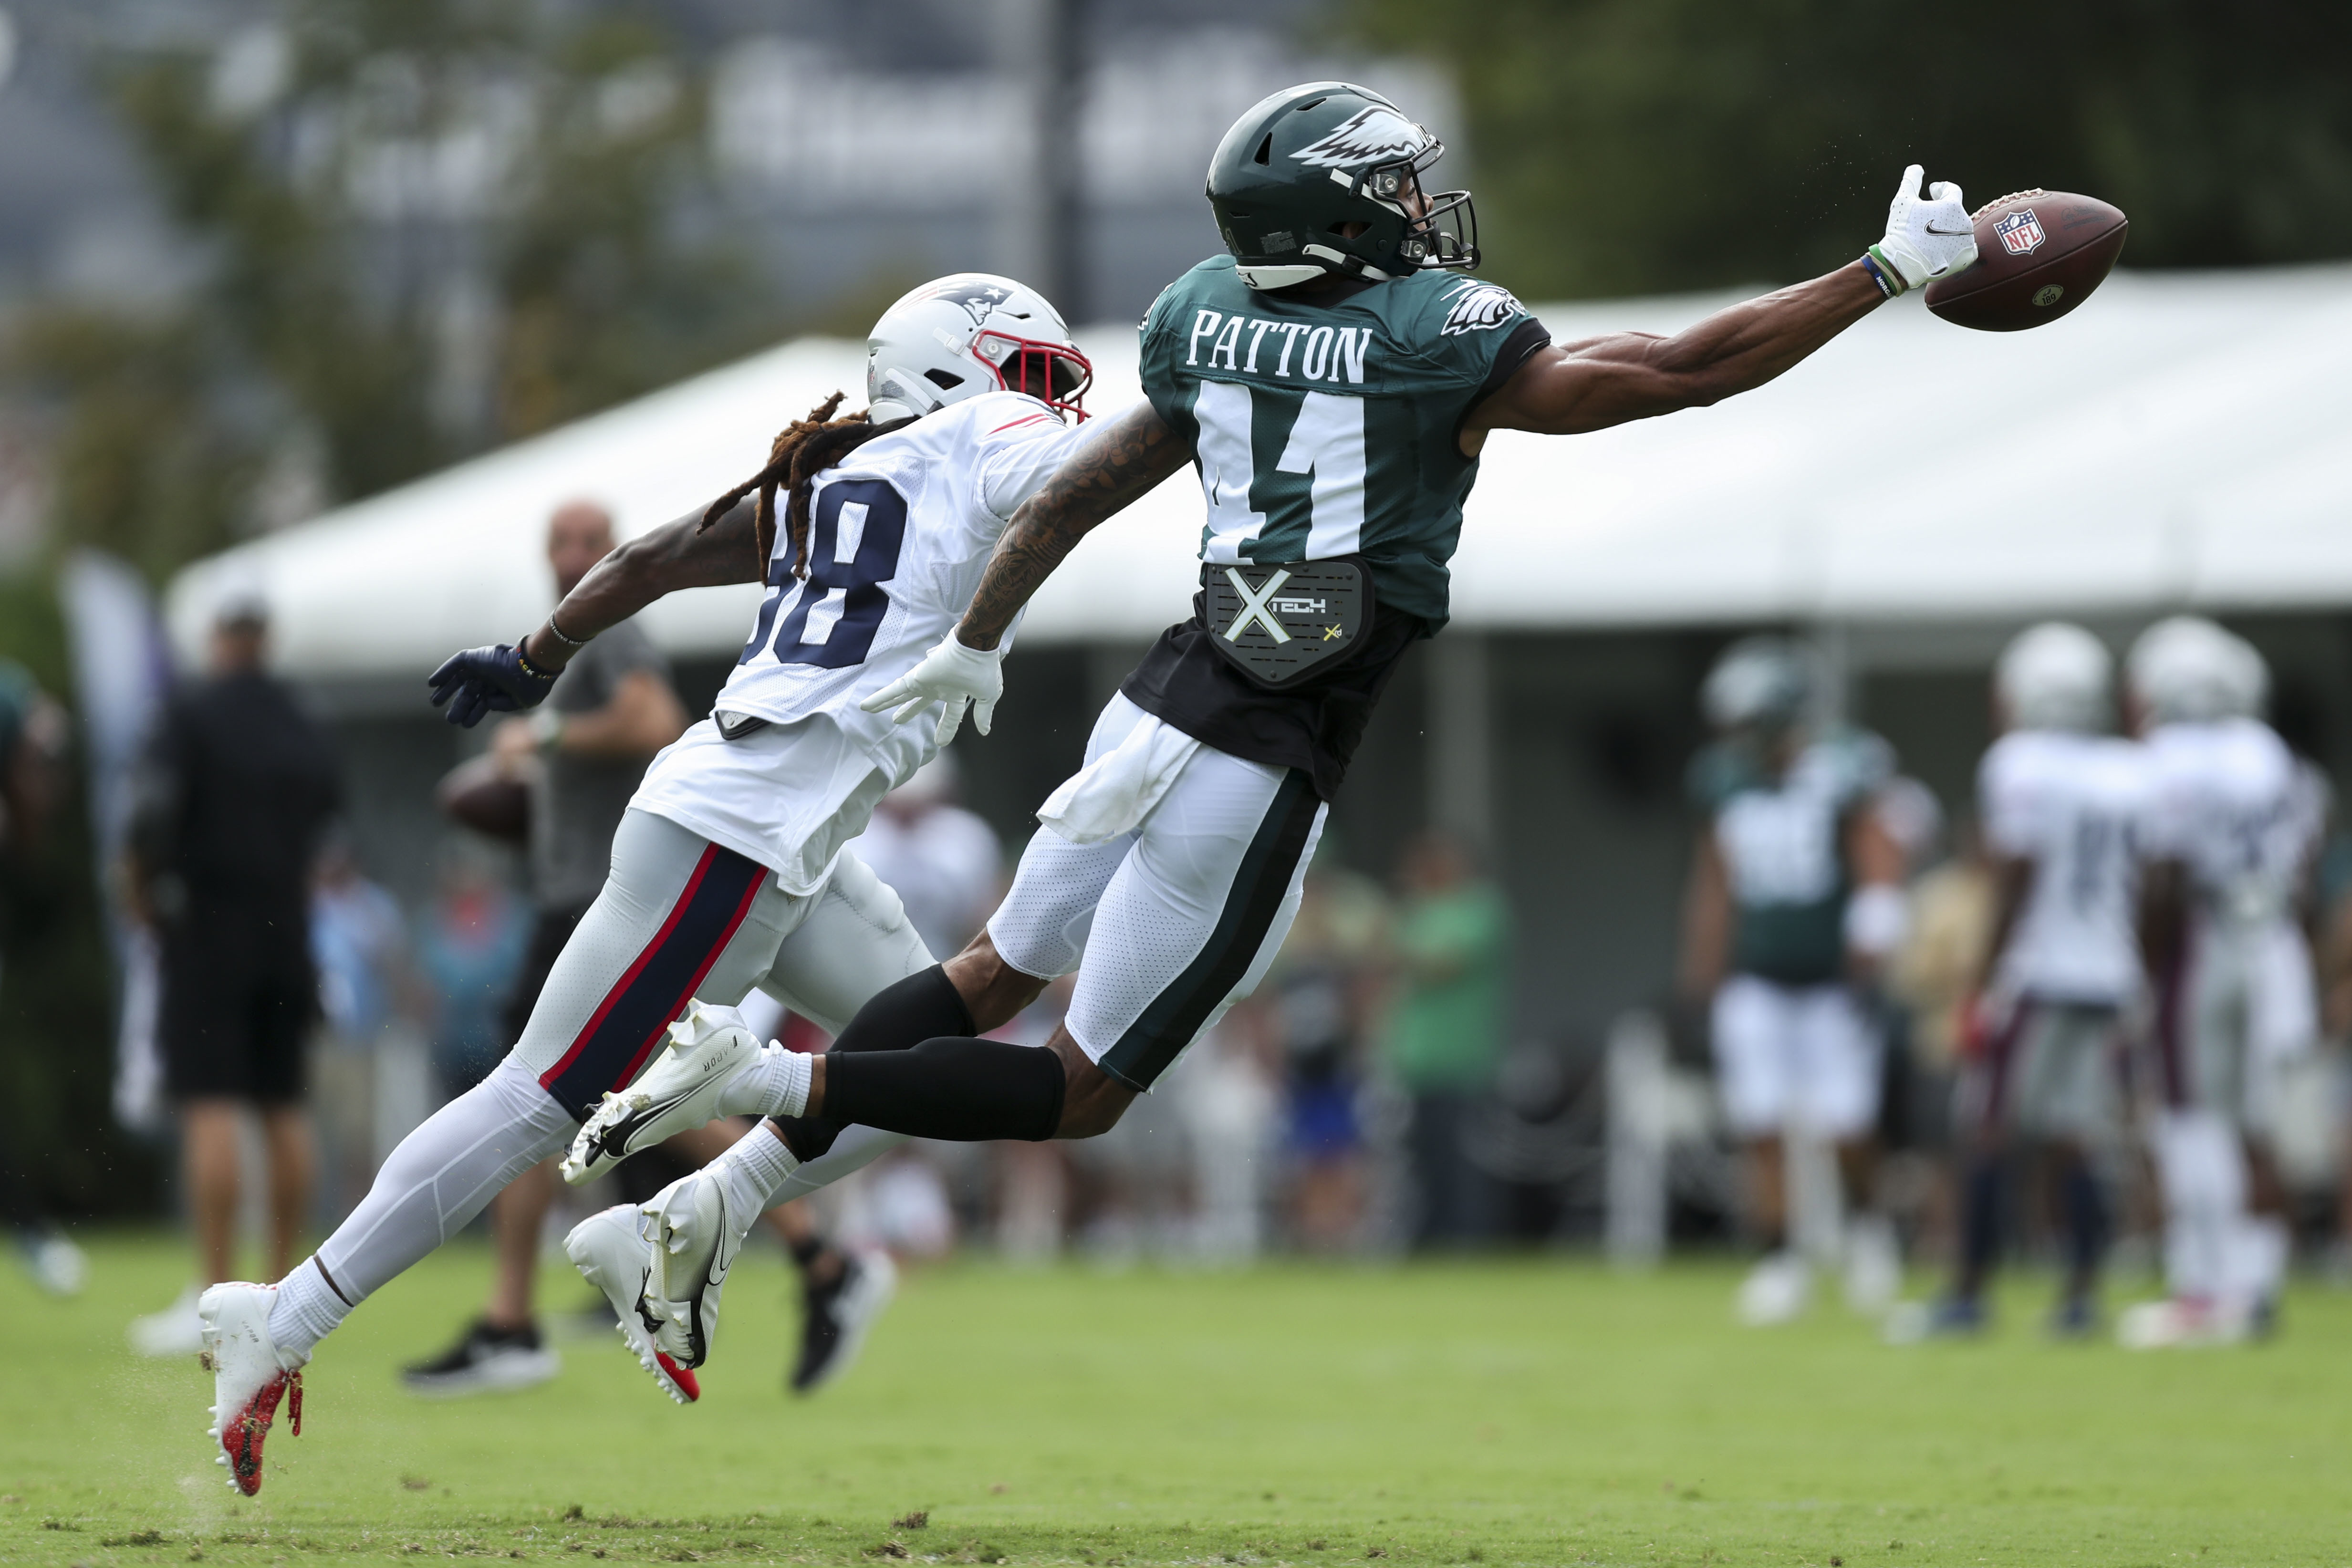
[1995,208,2046,256]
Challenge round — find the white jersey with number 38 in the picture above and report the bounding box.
[631,392,1092,891]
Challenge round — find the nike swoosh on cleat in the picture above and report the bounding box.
[603,1091,699,1157]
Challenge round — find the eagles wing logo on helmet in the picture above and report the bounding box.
[1290,106,1430,169]
[1440,280,1524,335]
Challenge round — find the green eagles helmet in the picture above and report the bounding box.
[1206,81,1479,291]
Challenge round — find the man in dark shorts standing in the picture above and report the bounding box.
[126,598,341,1355]
[403,500,688,1393]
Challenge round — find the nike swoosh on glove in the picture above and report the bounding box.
[858,632,1006,747]
[427,641,557,727]
[1868,164,1978,294]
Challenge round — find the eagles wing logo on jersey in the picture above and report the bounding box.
[1440,280,1524,335]
[1290,106,1431,169]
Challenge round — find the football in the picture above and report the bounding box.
[1923,189,2128,331]
[435,752,530,845]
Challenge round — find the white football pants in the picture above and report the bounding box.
[311,809,929,1307]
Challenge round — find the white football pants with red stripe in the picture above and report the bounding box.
[308,809,929,1309]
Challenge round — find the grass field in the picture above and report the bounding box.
[5,1235,2350,1566]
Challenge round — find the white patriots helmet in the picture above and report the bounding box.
[864,274,1092,426]
[2127,616,2262,724]
[1702,636,1816,733]
[1995,622,2113,732]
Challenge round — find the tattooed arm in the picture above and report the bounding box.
[518,498,760,672]
[954,403,1193,650]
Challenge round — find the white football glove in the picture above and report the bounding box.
[858,631,1005,746]
[1867,164,1977,295]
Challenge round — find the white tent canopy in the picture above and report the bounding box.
[166,264,2352,677]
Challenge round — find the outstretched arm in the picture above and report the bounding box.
[1465,263,1884,444]
[955,403,1192,650]
[431,498,760,727]
[1464,164,1976,447]
[518,498,761,673]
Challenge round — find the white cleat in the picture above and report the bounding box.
[198,1283,306,1496]
[564,1205,700,1404]
[562,1001,768,1185]
[1736,1251,1812,1327]
[643,1168,755,1371]
[22,1232,87,1297]
[2117,1296,2244,1350]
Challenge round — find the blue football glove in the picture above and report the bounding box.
[427,639,557,727]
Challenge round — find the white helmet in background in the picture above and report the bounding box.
[2128,616,2256,725]
[1995,622,2112,732]
[2217,629,2269,719]
[864,273,1092,426]
[1702,636,1816,734]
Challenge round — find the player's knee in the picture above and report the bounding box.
[948,931,1051,1033]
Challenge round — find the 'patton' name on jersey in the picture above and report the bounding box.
[1186,310,1371,384]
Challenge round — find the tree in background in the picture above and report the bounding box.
[1345,0,2352,298]
[5,0,781,581]
[0,2,791,1218]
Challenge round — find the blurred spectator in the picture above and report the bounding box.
[1883,815,2000,1265]
[405,498,686,1396]
[413,845,529,1094]
[0,659,88,1297]
[849,752,1002,959]
[1384,830,1510,1249]
[123,598,341,1355]
[308,838,411,1219]
[1254,850,1391,1251]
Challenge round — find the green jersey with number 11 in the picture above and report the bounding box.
[1137,253,1547,628]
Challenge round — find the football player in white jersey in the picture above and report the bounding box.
[1678,638,1910,1326]
[191,274,1098,1494]
[2120,618,2321,1348]
[1891,624,2149,1341]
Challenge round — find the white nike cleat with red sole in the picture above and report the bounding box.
[564,1205,700,1404]
[198,1283,306,1496]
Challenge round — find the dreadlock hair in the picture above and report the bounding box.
[699,393,917,580]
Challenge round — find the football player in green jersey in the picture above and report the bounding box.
[604,82,1981,1369]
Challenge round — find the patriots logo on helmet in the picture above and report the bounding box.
[1290,107,1431,169]
[1440,280,1524,335]
[1994,209,2046,257]
[913,278,1017,328]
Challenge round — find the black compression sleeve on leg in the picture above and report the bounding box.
[832,966,977,1055]
[770,966,977,1161]
[821,1037,1066,1143]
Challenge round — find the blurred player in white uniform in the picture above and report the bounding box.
[1679,639,1910,1325]
[2121,618,2321,1347]
[1893,625,2148,1341]
[193,274,1098,1494]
